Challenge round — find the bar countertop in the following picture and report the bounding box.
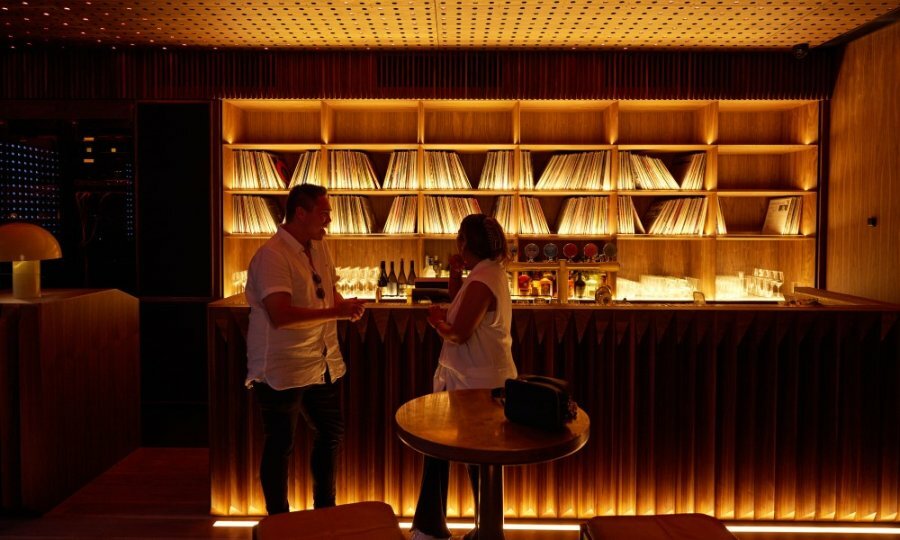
[209,287,899,312]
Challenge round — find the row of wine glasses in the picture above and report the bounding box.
[231,270,248,294]
[741,268,785,298]
[335,266,382,299]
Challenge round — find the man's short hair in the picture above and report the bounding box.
[285,184,328,222]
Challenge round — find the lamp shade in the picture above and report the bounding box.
[0,223,62,262]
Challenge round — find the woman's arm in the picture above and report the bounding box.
[429,281,495,344]
[447,254,465,300]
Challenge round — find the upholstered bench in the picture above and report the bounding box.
[581,513,737,540]
[254,501,404,540]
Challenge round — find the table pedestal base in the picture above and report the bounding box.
[475,464,504,540]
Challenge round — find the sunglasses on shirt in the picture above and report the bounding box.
[312,272,326,300]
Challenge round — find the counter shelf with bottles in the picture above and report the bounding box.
[507,260,619,304]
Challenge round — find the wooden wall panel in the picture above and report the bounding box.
[0,49,839,101]
[829,21,900,303]
[208,303,900,521]
[0,290,140,513]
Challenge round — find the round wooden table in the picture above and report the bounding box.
[395,389,590,540]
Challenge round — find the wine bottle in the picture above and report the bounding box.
[408,260,417,284]
[574,272,586,298]
[387,261,398,296]
[377,260,388,289]
[398,258,407,287]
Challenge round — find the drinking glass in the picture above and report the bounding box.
[773,271,785,297]
[367,267,379,298]
[760,269,773,297]
[350,267,362,296]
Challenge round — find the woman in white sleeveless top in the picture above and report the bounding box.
[410,214,517,540]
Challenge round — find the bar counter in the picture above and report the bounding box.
[1,289,140,513]
[208,294,900,522]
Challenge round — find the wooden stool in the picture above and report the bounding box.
[581,514,737,540]
[255,501,404,540]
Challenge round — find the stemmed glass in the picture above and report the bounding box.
[366,267,379,298]
[350,267,362,297]
[772,271,785,298]
[334,267,345,296]
[760,269,773,297]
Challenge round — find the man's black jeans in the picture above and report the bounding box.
[253,376,344,515]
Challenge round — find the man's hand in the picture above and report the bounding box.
[335,297,366,322]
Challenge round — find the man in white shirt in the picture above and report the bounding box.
[245,184,366,515]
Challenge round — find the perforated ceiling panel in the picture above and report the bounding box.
[2,0,898,50]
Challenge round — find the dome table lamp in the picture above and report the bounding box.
[0,223,62,299]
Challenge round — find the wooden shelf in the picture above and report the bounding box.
[618,190,708,196]
[519,190,615,196]
[717,233,815,240]
[225,143,322,151]
[716,189,814,197]
[618,144,712,152]
[717,144,817,154]
[618,235,714,240]
[326,143,420,151]
[220,99,821,299]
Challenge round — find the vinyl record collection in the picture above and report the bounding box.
[618,152,705,190]
[478,150,535,190]
[534,151,612,190]
[382,195,417,233]
[424,151,472,189]
[492,195,550,235]
[423,196,481,234]
[231,195,279,234]
[556,196,610,235]
[328,195,375,234]
[644,197,708,235]
[383,150,418,189]
[329,150,380,189]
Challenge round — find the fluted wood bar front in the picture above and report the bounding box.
[0,289,140,513]
[208,297,900,522]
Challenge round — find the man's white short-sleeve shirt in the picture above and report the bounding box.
[245,227,344,390]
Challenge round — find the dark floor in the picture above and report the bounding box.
[0,448,896,539]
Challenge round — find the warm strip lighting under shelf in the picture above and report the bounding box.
[727,525,900,535]
[213,519,900,535]
[212,520,258,527]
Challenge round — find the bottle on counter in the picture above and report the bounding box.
[377,261,388,302]
[539,272,553,296]
[517,273,532,296]
[422,255,435,278]
[378,261,388,288]
[574,272,586,298]
[595,273,613,305]
[408,260,417,285]
[398,258,407,291]
[387,261,398,296]
[584,273,598,299]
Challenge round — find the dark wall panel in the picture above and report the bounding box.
[136,102,212,298]
[136,102,213,446]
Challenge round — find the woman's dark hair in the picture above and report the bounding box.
[285,184,328,222]
[458,213,509,263]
